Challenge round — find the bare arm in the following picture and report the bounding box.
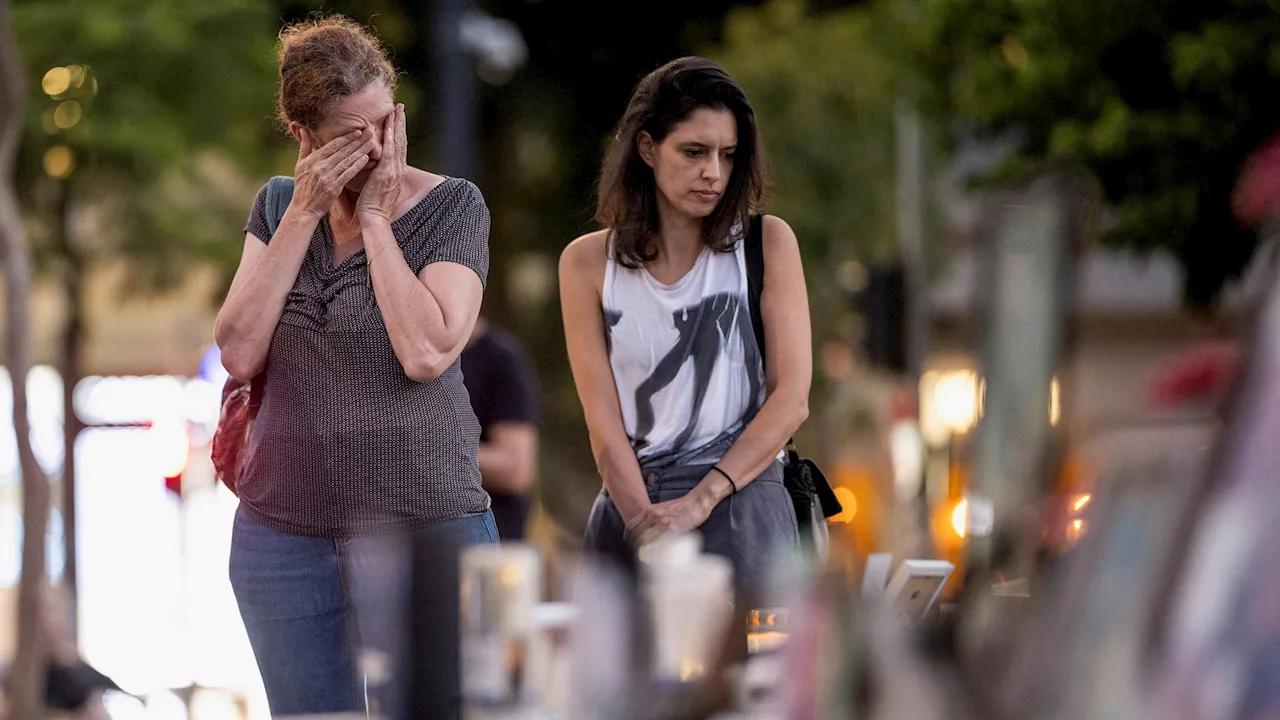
[626,216,812,545]
[213,235,291,381]
[478,422,539,495]
[214,210,320,381]
[691,215,812,499]
[358,105,485,382]
[364,216,484,382]
[560,233,651,523]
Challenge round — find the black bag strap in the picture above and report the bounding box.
[745,216,841,518]
[745,214,767,369]
[744,214,798,453]
[248,176,295,407]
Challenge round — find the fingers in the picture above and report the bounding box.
[396,104,407,166]
[334,151,371,187]
[381,110,397,165]
[312,129,366,163]
[624,509,652,545]
[317,133,375,179]
[626,507,670,546]
[637,526,665,548]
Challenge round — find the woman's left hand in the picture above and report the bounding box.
[625,492,714,548]
[356,103,406,222]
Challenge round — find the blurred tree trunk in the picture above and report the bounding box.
[0,1,51,718]
[53,180,82,633]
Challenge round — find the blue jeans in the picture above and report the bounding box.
[229,505,499,719]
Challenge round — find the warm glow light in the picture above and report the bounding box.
[935,371,978,434]
[53,100,81,130]
[1050,377,1062,427]
[42,67,71,96]
[1072,519,1083,531]
[978,378,986,419]
[829,486,858,524]
[836,260,868,293]
[920,367,981,446]
[499,564,523,588]
[679,658,706,682]
[148,421,190,479]
[1073,494,1091,512]
[951,500,968,539]
[68,64,87,88]
[1002,37,1029,70]
[43,145,75,179]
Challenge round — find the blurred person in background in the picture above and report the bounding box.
[212,16,494,720]
[461,315,541,540]
[559,57,811,600]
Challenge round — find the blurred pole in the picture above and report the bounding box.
[434,0,479,184]
[52,178,83,632]
[895,102,929,378]
[969,174,1080,574]
[895,102,932,558]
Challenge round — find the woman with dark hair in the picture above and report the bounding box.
[559,57,812,599]
[214,15,495,719]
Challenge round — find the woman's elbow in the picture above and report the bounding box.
[795,397,810,427]
[767,390,808,436]
[214,325,258,382]
[402,350,450,383]
[220,348,262,383]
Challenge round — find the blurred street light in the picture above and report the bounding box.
[42,66,70,96]
[459,10,527,87]
[435,1,527,183]
[919,368,980,447]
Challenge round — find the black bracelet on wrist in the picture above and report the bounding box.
[710,465,737,495]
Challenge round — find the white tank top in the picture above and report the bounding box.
[603,232,766,468]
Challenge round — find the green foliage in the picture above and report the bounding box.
[713,0,903,268]
[911,0,1280,307]
[14,0,282,294]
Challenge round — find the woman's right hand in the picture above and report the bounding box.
[291,127,376,219]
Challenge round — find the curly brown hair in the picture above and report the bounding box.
[595,57,769,269]
[276,15,399,130]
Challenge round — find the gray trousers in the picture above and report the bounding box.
[583,458,801,603]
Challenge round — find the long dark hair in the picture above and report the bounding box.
[595,57,769,269]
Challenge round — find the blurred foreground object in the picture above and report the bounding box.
[1233,130,1280,228]
[1148,340,1240,410]
[460,543,542,714]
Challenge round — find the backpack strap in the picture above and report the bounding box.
[264,176,295,236]
[249,176,294,408]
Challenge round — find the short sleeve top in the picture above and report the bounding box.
[237,176,491,538]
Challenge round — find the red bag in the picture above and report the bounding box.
[210,376,263,494]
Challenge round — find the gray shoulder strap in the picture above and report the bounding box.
[264,176,296,236]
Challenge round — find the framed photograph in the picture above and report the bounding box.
[886,559,954,622]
